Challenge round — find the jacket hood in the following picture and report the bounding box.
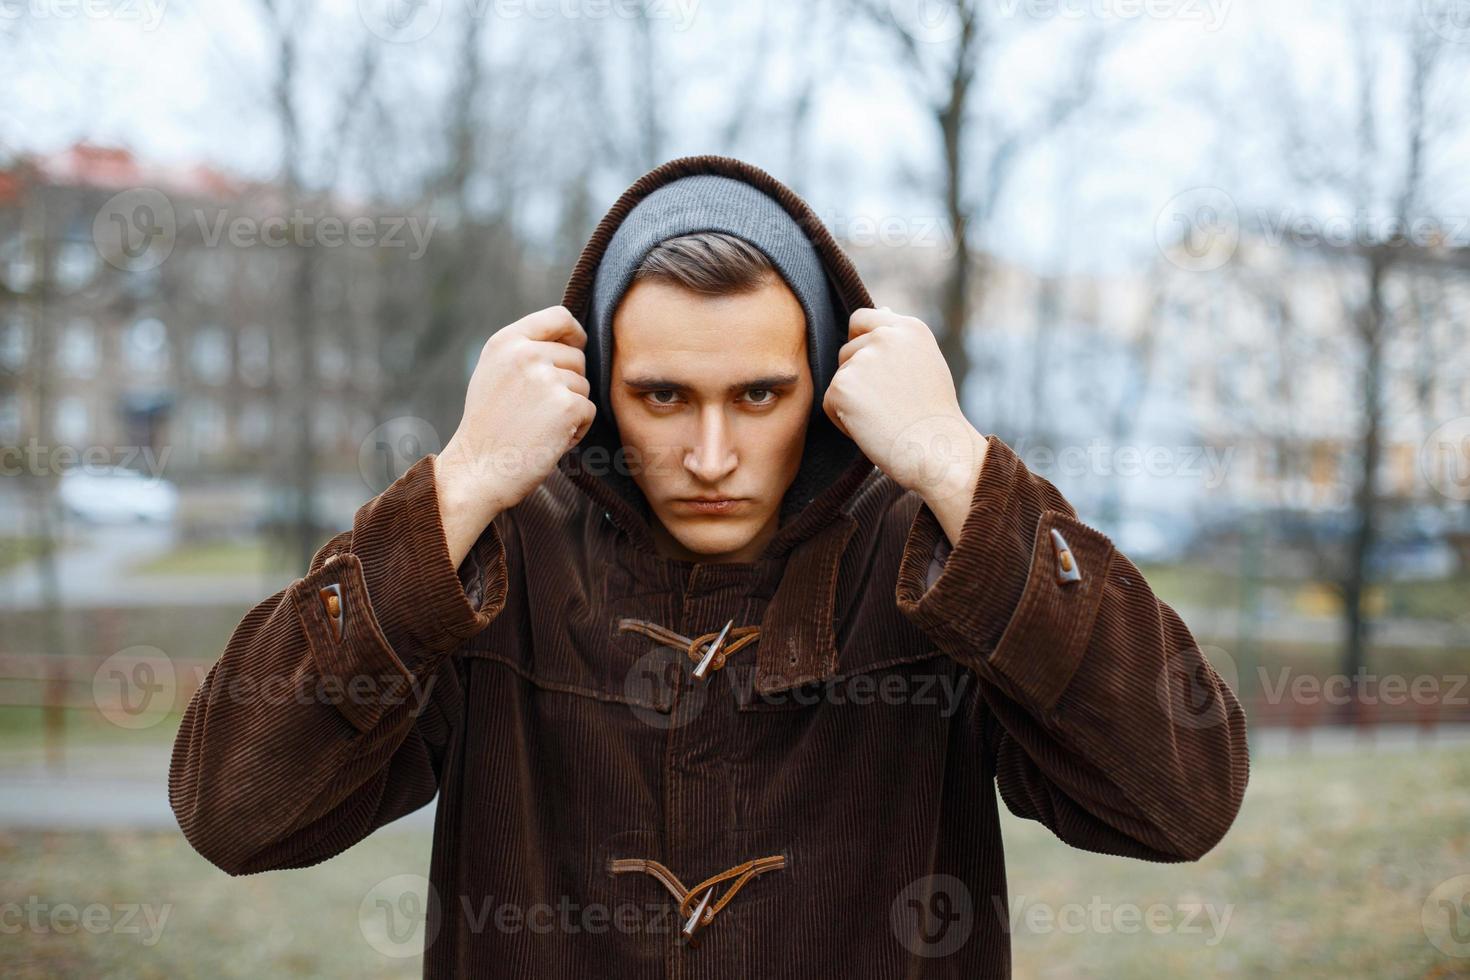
[556,155,878,560]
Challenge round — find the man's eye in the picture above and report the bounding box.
[647,390,680,406]
[745,388,776,406]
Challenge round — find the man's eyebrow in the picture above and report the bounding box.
[621,373,801,395]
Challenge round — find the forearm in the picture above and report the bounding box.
[170,454,509,873]
[896,435,1249,860]
[916,422,989,550]
[433,445,505,570]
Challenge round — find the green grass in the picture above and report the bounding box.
[1000,743,1470,977]
[129,538,295,578]
[1,745,1467,977]
[0,537,47,573]
[0,707,182,760]
[0,605,256,664]
[1139,564,1470,625]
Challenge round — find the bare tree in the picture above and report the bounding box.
[253,0,381,569]
[851,1,1110,408]
[1243,2,1468,715]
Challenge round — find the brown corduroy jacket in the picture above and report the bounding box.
[169,156,1249,979]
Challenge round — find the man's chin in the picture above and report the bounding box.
[659,514,763,562]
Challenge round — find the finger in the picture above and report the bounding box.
[528,339,587,375]
[822,387,850,439]
[852,307,893,340]
[553,366,591,398]
[569,394,597,444]
[836,330,880,368]
[518,305,587,348]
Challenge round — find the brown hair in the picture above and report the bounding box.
[632,231,775,295]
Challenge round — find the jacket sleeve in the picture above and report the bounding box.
[894,435,1249,862]
[168,453,510,874]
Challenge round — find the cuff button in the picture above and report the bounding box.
[318,583,345,640]
[1050,528,1083,585]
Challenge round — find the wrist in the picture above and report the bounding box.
[917,423,988,548]
[434,443,507,525]
[907,415,986,500]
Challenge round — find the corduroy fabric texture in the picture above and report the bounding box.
[169,156,1250,979]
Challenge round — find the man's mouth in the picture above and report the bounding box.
[675,497,746,515]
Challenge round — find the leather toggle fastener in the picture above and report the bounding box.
[615,617,759,680]
[1050,528,1082,585]
[692,619,733,680]
[606,854,787,948]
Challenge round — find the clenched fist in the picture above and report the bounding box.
[823,307,988,547]
[434,305,596,566]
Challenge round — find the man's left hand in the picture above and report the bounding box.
[823,307,988,516]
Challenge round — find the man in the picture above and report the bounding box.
[170,156,1249,977]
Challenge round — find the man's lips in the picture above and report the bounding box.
[674,497,746,514]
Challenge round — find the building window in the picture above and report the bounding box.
[0,313,28,371]
[238,325,270,387]
[187,397,226,456]
[239,401,271,449]
[0,393,20,443]
[310,403,345,449]
[190,326,231,385]
[55,241,98,293]
[317,340,348,383]
[126,317,170,372]
[1,237,35,293]
[54,396,88,445]
[58,318,99,378]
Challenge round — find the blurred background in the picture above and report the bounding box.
[2,0,1469,976]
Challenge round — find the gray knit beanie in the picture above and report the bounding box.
[585,174,842,424]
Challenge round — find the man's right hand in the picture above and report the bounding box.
[434,305,596,567]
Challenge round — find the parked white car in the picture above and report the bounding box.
[57,466,179,524]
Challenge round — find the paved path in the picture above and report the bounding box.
[0,525,293,609]
[0,744,434,831]
[2,727,1467,830]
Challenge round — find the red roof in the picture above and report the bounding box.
[3,142,247,199]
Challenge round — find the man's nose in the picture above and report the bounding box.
[684,407,738,484]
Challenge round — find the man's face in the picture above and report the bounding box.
[610,275,813,564]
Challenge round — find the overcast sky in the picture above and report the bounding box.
[4,0,1468,275]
